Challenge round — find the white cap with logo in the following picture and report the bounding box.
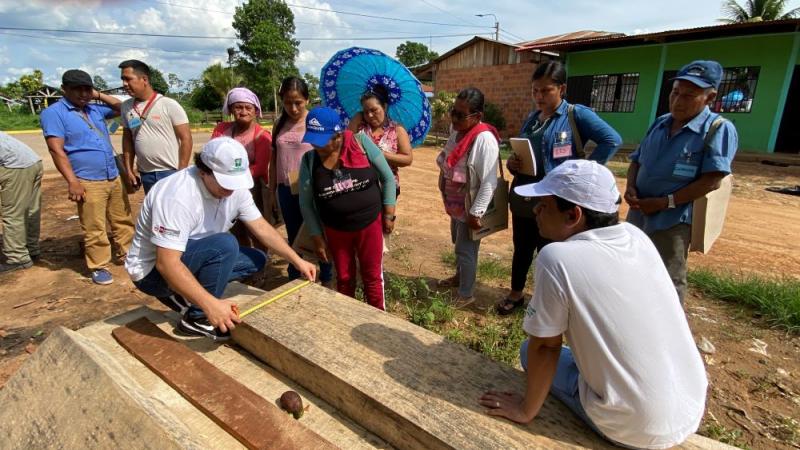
[514,159,620,214]
[200,137,254,190]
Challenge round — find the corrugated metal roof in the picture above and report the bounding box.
[516,19,800,52]
[515,30,623,47]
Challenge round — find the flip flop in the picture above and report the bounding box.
[496,297,525,316]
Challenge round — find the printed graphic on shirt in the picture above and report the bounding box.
[153,224,180,238]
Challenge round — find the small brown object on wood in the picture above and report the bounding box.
[112,317,336,450]
[279,391,304,419]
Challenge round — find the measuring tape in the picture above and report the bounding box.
[239,280,312,318]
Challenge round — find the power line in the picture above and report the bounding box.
[300,33,491,41]
[0,31,222,57]
[500,28,528,43]
[416,0,483,28]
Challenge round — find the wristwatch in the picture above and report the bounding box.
[384,214,397,221]
[667,194,676,209]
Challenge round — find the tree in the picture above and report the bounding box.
[167,73,185,94]
[232,0,299,110]
[0,82,24,99]
[149,68,170,94]
[191,84,223,111]
[303,72,320,105]
[719,0,800,22]
[93,75,108,91]
[18,70,44,94]
[396,41,439,67]
[430,90,456,145]
[202,63,243,103]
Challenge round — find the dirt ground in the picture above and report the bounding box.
[1,137,799,449]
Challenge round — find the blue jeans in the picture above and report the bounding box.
[141,169,177,194]
[134,233,266,319]
[519,340,635,448]
[450,218,480,297]
[277,183,332,282]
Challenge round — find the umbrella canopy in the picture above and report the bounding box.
[320,47,431,147]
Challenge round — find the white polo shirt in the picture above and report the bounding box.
[125,166,261,282]
[523,222,707,449]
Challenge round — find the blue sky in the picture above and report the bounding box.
[0,0,775,89]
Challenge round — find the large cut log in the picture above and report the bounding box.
[230,280,732,450]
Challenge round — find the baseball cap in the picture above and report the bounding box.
[302,107,343,148]
[514,159,620,214]
[672,60,723,90]
[200,137,254,190]
[62,69,94,88]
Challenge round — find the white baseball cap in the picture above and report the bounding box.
[200,137,254,190]
[514,159,620,214]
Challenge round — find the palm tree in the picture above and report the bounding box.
[719,0,800,23]
[201,63,244,103]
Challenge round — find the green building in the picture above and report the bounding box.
[517,20,800,154]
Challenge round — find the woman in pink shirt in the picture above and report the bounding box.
[269,77,333,285]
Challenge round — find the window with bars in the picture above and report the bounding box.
[589,73,639,112]
[711,66,759,113]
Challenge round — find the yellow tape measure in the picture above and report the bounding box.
[239,280,312,318]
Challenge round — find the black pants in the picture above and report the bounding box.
[511,214,550,292]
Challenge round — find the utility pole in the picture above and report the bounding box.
[475,13,499,41]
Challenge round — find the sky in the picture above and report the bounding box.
[0,0,775,90]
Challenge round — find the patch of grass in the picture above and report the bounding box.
[701,423,751,449]
[440,251,456,267]
[385,274,454,329]
[499,143,512,161]
[605,160,630,178]
[0,108,41,130]
[688,269,800,333]
[477,259,512,281]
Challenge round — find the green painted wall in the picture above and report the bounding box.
[567,46,663,146]
[566,32,799,153]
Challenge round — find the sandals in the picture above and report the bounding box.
[496,296,525,316]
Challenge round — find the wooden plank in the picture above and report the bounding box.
[231,281,609,449]
[112,317,336,450]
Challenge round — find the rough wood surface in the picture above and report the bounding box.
[230,280,733,450]
[113,317,336,450]
[0,327,201,449]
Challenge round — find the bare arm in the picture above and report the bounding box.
[174,123,192,169]
[243,217,317,281]
[624,161,640,209]
[347,112,363,133]
[45,136,85,202]
[382,125,413,168]
[479,334,563,423]
[636,171,727,215]
[95,90,121,115]
[122,127,141,190]
[155,246,241,332]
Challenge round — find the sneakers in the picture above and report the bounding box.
[0,260,33,274]
[157,294,191,315]
[177,313,231,342]
[91,269,113,285]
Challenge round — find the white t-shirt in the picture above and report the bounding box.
[523,222,707,449]
[121,95,189,173]
[125,167,262,282]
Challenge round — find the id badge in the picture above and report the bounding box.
[673,162,698,178]
[552,131,571,158]
[128,117,142,129]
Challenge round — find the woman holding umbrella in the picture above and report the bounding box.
[497,61,621,315]
[348,85,413,195]
[298,107,397,311]
[211,87,271,249]
[437,87,500,308]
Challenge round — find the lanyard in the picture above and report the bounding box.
[72,109,111,147]
[132,92,159,121]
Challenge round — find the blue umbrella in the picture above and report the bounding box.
[320,47,431,147]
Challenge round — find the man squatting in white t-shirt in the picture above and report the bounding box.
[479,160,708,449]
[125,137,316,341]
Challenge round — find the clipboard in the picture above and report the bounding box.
[509,138,537,177]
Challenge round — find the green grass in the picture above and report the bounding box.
[688,269,800,333]
[700,422,751,449]
[499,143,512,161]
[0,108,41,130]
[440,251,511,282]
[605,160,630,178]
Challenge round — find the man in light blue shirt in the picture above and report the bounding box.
[625,60,738,303]
[0,132,43,273]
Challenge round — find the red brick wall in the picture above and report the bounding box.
[435,62,537,138]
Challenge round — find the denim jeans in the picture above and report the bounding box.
[450,218,480,298]
[519,340,635,449]
[277,183,332,282]
[134,233,266,319]
[141,169,177,194]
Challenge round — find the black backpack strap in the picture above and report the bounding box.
[567,104,585,158]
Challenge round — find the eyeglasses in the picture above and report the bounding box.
[449,108,478,122]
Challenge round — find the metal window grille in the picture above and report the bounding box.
[712,66,760,113]
[589,73,639,113]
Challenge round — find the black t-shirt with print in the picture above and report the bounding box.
[313,152,381,232]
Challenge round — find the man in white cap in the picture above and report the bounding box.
[479,160,707,449]
[125,137,316,341]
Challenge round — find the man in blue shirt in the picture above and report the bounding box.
[625,60,738,303]
[41,69,135,285]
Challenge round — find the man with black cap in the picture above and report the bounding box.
[40,69,135,285]
[624,60,739,303]
[125,137,316,341]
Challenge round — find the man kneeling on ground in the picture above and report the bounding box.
[125,137,316,341]
[480,160,707,449]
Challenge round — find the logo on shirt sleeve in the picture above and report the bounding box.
[525,304,537,317]
[154,225,180,238]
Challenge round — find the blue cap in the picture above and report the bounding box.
[302,107,343,148]
[672,60,723,89]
